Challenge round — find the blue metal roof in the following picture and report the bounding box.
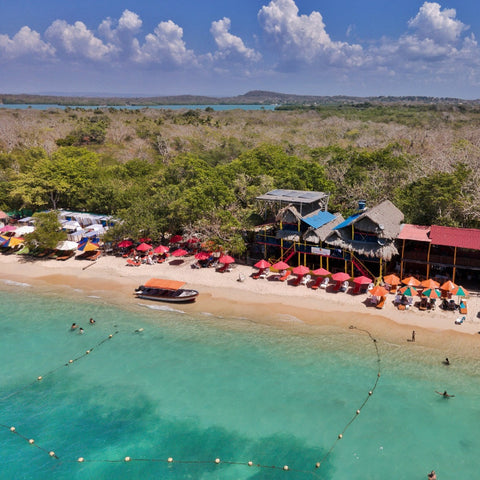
[302,211,336,229]
[333,212,362,230]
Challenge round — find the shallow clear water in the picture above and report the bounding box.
[0,281,478,479]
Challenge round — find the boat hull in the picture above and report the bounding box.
[135,288,199,303]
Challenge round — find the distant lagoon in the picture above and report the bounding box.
[0,104,276,111]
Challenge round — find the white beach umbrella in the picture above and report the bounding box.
[14,225,35,236]
[56,240,78,251]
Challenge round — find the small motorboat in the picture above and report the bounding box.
[135,278,199,303]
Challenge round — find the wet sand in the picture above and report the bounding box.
[1,253,480,359]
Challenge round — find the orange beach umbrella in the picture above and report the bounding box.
[370,285,389,297]
[440,280,456,292]
[401,276,421,287]
[421,278,440,289]
[383,274,400,286]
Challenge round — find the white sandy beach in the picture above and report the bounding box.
[1,253,480,358]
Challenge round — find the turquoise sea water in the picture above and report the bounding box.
[0,281,479,480]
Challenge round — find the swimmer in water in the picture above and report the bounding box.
[71,323,78,330]
[436,390,454,398]
[89,318,95,325]
[79,327,84,334]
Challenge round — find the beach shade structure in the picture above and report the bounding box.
[272,261,290,271]
[311,267,330,277]
[353,275,372,285]
[422,288,441,299]
[0,210,9,220]
[1,236,24,248]
[370,285,389,297]
[292,265,310,276]
[195,251,211,261]
[383,273,400,286]
[169,235,183,243]
[171,248,188,257]
[154,245,170,254]
[451,285,469,298]
[218,254,235,265]
[186,237,200,244]
[254,259,271,269]
[78,241,99,252]
[399,285,418,297]
[331,272,351,282]
[14,225,35,236]
[401,276,421,287]
[440,280,457,292]
[0,224,16,233]
[118,240,133,248]
[421,278,440,289]
[56,240,78,251]
[136,242,153,252]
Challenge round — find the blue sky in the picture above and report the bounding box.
[1,0,479,98]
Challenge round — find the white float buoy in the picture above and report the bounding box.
[86,350,90,354]
[49,451,55,457]
[283,465,289,471]
[248,461,253,466]
[368,391,373,395]
[315,462,321,468]
[10,426,15,432]
[338,434,343,439]
[28,439,34,444]
[215,458,220,464]
[167,457,173,463]
[37,376,42,381]
[356,409,360,414]
[78,457,84,463]
[109,334,113,338]
[69,360,73,363]
[124,456,131,462]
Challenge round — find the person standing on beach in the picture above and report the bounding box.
[411,330,416,342]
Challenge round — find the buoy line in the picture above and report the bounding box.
[0,331,119,402]
[1,325,381,477]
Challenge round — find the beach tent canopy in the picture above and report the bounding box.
[144,278,185,290]
[14,225,35,236]
[56,240,78,251]
[136,243,153,252]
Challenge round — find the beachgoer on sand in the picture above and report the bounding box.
[411,330,416,342]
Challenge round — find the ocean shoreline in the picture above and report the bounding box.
[2,253,480,360]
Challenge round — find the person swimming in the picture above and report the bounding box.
[89,318,95,325]
[79,327,84,334]
[71,323,78,330]
[436,390,454,398]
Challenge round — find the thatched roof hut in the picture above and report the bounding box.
[303,213,345,244]
[324,200,404,261]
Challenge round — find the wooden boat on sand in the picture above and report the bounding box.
[134,278,199,303]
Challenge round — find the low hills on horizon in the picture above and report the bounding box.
[1,90,479,107]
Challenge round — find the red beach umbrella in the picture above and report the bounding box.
[254,259,271,269]
[118,240,133,248]
[331,272,351,282]
[169,235,183,243]
[186,237,200,244]
[154,245,170,254]
[218,254,235,264]
[136,242,152,252]
[370,285,388,297]
[353,275,372,285]
[272,261,290,271]
[401,276,421,287]
[292,265,310,276]
[311,267,330,276]
[171,248,188,257]
[195,251,211,260]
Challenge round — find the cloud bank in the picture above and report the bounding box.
[0,1,479,96]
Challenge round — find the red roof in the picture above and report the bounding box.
[430,225,480,250]
[397,224,431,242]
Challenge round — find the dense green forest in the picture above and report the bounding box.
[1,104,479,254]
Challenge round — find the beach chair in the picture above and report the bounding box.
[278,270,291,282]
[252,268,265,279]
[375,295,387,309]
[333,281,342,292]
[216,264,229,273]
[310,277,323,290]
[126,258,141,267]
[339,281,349,292]
[319,277,330,289]
[258,271,269,280]
[300,274,311,286]
[459,301,468,315]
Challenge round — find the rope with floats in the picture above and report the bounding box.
[1,325,381,477]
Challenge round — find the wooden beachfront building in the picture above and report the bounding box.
[254,190,404,278]
[397,224,480,284]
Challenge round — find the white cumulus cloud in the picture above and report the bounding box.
[210,17,261,62]
[46,20,114,61]
[258,0,363,67]
[0,26,54,61]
